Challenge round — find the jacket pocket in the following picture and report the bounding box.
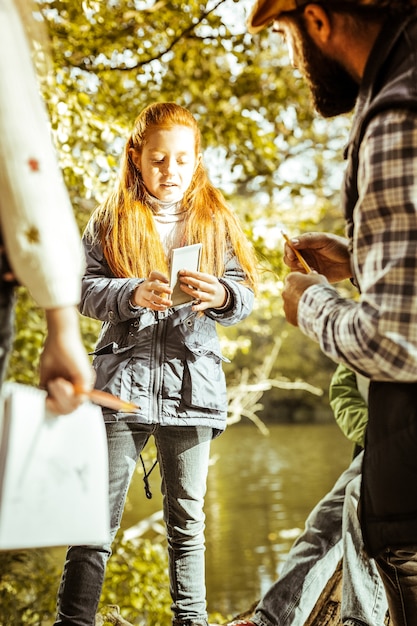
[90,341,133,357]
[91,343,145,406]
[182,343,228,410]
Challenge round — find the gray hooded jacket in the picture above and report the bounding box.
[80,235,254,432]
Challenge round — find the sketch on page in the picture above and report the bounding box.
[0,383,110,550]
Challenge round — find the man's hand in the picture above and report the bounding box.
[283,232,351,283]
[282,271,329,326]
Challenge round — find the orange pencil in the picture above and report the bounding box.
[281,231,312,274]
[74,385,140,412]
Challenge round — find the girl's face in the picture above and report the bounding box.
[138,125,199,203]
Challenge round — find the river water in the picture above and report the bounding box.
[121,421,353,619]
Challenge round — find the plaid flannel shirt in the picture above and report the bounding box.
[298,109,417,382]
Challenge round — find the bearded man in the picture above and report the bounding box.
[226,1,417,625]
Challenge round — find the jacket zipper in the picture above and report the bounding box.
[151,311,167,422]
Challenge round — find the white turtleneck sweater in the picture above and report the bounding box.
[145,194,187,256]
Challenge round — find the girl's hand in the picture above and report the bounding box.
[178,270,228,311]
[131,270,173,310]
[284,232,352,283]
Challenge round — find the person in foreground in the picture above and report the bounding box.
[53,101,258,626]
[0,0,93,413]
[242,0,417,624]
[224,363,388,626]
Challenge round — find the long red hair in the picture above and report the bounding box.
[87,102,258,292]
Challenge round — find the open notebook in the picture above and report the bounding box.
[0,383,110,550]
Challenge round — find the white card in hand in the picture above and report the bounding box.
[169,243,202,306]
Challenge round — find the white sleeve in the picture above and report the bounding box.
[0,0,84,309]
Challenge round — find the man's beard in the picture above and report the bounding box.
[294,15,359,117]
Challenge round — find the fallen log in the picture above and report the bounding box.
[304,560,343,625]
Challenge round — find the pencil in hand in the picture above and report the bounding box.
[74,385,140,412]
[281,231,312,274]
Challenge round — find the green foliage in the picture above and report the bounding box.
[6,288,101,385]
[35,0,350,210]
[0,549,60,625]
[99,536,172,626]
[79,314,103,355]
[0,538,177,626]
[7,288,46,385]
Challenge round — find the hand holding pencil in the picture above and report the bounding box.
[281,231,312,274]
[281,231,353,283]
[73,385,140,412]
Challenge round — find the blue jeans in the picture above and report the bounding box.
[342,469,388,625]
[253,452,388,626]
[375,547,417,626]
[54,423,212,626]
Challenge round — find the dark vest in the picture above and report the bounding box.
[342,12,417,556]
[343,11,417,246]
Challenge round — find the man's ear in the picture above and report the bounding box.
[303,4,331,44]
